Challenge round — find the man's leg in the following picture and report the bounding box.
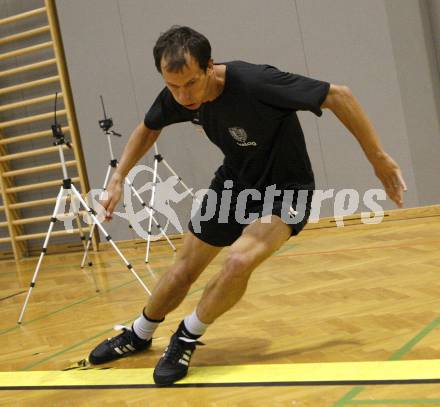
[196,214,291,323]
[144,232,222,320]
[153,215,291,385]
[89,232,222,364]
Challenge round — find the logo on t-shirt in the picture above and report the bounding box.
[228,127,257,147]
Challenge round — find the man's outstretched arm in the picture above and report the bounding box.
[321,84,407,208]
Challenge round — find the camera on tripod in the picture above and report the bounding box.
[51,123,65,143]
[51,93,70,146]
[99,117,113,132]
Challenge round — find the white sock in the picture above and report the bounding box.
[132,313,162,340]
[183,309,210,337]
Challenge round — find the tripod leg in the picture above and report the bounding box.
[125,178,176,253]
[80,165,112,268]
[69,191,100,292]
[78,216,100,293]
[147,211,176,252]
[102,165,112,192]
[70,184,151,295]
[145,263,159,281]
[18,187,65,324]
[122,199,136,235]
[80,222,96,268]
[70,192,93,267]
[146,158,159,263]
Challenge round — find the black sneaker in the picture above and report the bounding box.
[89,324,152,365]
[153,332,203,385]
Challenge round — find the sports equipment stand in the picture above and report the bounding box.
[18,94,151,324]
[144,119,202,262]
[80,97,176,268]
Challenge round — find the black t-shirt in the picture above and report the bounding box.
[144,60,330,191]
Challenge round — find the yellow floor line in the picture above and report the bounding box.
[2,359,440,388]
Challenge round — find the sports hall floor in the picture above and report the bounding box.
[1,206,440,406]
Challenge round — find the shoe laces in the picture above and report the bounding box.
[163,334,204,364]
[107,324,132,348]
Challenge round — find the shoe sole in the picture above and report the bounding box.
[153,370,188,386]
[89,341,152,365]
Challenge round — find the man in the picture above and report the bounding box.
[88,26,407,385]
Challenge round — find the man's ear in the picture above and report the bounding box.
[207,58,214,74]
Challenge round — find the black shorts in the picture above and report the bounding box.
[188,175,314,247]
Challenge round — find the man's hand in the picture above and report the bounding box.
[371,152,407,208]
[101,173,123,221]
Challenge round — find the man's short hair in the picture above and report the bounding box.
[153,26,211,74]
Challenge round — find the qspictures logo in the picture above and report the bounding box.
[58,164,388,238]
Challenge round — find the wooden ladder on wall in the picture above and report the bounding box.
[0,0,99,261]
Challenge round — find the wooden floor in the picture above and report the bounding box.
[1,207,440,406]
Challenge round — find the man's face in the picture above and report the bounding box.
[161,55,212,110]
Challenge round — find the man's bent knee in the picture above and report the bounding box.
[221,250,256,281]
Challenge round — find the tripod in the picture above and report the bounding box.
[80,97,176,268]
[18,105,152,324]
[145,142,199,263]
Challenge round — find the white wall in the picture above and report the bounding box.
[55,0,440,241]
